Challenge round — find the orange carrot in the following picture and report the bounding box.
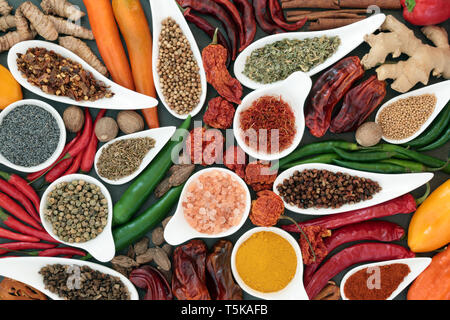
[83,0,135,90]
[112,0,159,128]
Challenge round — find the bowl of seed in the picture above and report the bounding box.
[40,174,114,262]
[0,99,66,173]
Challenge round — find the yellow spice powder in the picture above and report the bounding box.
[235,231,297,293]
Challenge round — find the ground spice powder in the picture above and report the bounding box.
[344,263,410,300]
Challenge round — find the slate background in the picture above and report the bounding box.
[0,0,449,300]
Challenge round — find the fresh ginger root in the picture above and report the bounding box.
[59,36,108,76]
[362,15,450,93]
[41,0,85,21]
[17,1,58,41]
[0,0,12,16]
[0,14,14,32]
[48,16,93,40]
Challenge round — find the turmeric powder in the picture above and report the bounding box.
[0,0,12,16]
[235,231,297,293]
[48,16,93,40]
[17,2,58,41]
[41,0,85,21]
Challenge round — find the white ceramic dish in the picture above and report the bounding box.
[273,163,433,215]
[234,14,386,90]
[376,80,450,144]
[149,0,207,119]
[0,99,66,173]
[233,71,312,161]
[40,174,115,262]
[94,126,176,186]
[0,257,138,300]
[7,40,158,110]
[340,258,431,300]
[164,167,251,245]
[231,227,308,300]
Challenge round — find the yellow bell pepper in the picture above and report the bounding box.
[0,64,22,110]
[408,179,450,252]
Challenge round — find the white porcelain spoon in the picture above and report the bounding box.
[40,174,115,263]
[0,99,66,173]
[7,40,158,110]
[375,80,450,144]
[273,163,433,215]
[149,0,207,120]
[233,71,312,161]
[340,258,432,300]
[231,227,309,300]
[164,167,251,246]
[0,257,139,300]
[94,126,176,186]
[234,14,386,90]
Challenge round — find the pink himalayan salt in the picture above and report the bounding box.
[182,170,247,234]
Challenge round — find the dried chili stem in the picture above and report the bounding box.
[279,215,317,263]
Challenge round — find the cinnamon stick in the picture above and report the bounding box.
[285,10,312,17]
[287,13,364,22]
[308,17,365,31]
[285,9,366,17]
[339,0,401,9]
[282,0,340,9]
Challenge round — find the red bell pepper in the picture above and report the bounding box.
[401,0,450,25]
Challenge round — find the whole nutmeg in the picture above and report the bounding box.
[95,117,118,142]
[63,106,84,133]
[356,122,383,147]
[117,111,145,134]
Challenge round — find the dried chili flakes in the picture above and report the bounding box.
[239,96,296,154]
[244,161,278,192]
[185,127,224,166]
[223,145,247,179]
[203,97,235,129]
[298,226,331,265]
[250,190,285,227]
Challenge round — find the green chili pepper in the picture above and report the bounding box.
[113,184,184,253]
[113,116,191,226]
[405,102,450,148]
[332,147,395,162]
[418,125,450,152]
[276,141,359,169]
[281,153,340,169]
[381,159,431,173]
[332,159,409,173]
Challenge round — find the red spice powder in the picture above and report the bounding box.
[344,263,410,300]
[239,96,296,154]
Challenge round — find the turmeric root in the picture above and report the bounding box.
[15,8,37,41]
[17,2,58,41]
[0,0,12,16]
[0,31,21,52]
[362,15,450,93]
[59,36,108,76]
[48,15,93,40]
[41,0,85,21]
[0,15,14,32]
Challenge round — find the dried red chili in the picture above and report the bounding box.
[298,226,331,265]
[343,263,410,300]
[234,0,257,52]
[244,161,278,192]
[206,240,243,300]
[185,127,224,166]
[268,0,307,31]
[305,56,364,138]
[250,190,284,227]
[202,30,243,104]
[203,97,235,129]
[172,239,211,300]
[239,95,297,154]
[253,0,284,34]
[129,266,173,300]
[223,145,247,179]
[330,75,387,133]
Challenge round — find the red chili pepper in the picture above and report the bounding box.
[253,0,284,34]
[282,193,417,233]
[303,221,405,286]
[80,109,106,173]
[38,247,86,257]
[234,0,257,52]
[306,243,415,299]
[0,178,41,224]
[63,152,83,177]
[0,208,57,243]
[212,0,245,51]
[0,192,43,231]
[45,157,74,184]
[0,227,40,243]
[0,172,41,216]
[0,242,57,255]
[268,0,307,31]
[26,131,81,182]
[177,0,239,60]
[66,108,93,159]
[180,6,231,67]
[401,0,450,25]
